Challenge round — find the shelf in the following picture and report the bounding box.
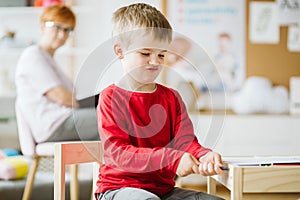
[0,48,26,56]
[0,6,42,15]
[0,46,93,57]
[0,5,95,15]
[190,110,300,118]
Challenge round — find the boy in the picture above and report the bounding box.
[96,3,224,200]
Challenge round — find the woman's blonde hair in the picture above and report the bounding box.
[40,4,76,29]
[112,3,172,47]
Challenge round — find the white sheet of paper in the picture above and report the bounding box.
[288,25,300,52]
[250,2,279,44]
[223,156,300,166]
[277,0,300,25]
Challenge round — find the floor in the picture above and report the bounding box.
[0,158,93,200]
[182,184,300,200]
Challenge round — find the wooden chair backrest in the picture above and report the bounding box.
[54,141,102,200]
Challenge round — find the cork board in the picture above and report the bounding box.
[246,0,300,89]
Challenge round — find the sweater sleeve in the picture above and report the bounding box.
[171,90,211,160]
[97,89,185,174]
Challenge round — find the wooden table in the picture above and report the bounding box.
[207,163,300,200]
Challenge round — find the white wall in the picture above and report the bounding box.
[190,114,300,156]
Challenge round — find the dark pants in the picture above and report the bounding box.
[97,187,224,200]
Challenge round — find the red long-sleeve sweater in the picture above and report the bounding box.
[95,84,211,196]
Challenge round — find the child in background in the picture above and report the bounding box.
[96,3,225,200]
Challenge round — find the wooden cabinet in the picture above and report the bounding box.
[208,163,300,200]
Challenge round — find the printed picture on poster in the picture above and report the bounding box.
[165,0,246,94]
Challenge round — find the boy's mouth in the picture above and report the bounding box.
[145,66,159,71]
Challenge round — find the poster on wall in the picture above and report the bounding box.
[166,0,246,94]
[288,25,300,52]
[276,0,300,25]
[249,2,279,44]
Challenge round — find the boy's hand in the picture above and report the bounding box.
[176,153,200,177]
[198,152,224,176]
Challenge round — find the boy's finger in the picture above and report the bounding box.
[214,154,223,165]
[191,155,200,165]
[192,164,200,174]
[214,163,225,174]
[207,162,213,173]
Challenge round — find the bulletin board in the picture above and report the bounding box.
[162,0,300,89]
[246,0,300,89]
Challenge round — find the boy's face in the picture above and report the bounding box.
[116,35,170,86]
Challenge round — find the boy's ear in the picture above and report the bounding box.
[114,44,124,59]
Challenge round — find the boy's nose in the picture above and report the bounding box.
[149,55,160,65]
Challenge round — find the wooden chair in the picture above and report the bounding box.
[15,104,80,200]
[54,141,102,200]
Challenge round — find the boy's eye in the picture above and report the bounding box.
[138,51,165,58]
[158,54,165,58]
[140,52,150,56]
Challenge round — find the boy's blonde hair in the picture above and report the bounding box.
[40,4,76,29]
[112,3,172,48]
